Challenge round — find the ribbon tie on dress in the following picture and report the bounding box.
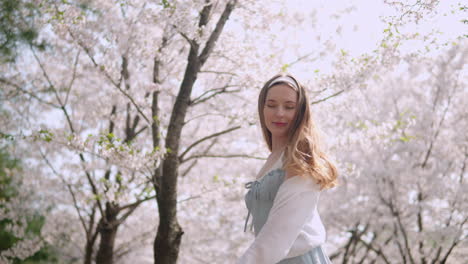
[243,180,260,232]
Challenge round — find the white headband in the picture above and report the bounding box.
[268,76,299,90]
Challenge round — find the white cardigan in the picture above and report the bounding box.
[236,173,326,264]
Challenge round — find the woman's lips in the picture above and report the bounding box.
[273,122,287,127]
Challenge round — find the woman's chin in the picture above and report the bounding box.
[269,129,289,138]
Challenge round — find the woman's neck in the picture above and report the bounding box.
[271,135,287,153]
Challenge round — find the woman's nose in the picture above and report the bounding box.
[276,107,285,117]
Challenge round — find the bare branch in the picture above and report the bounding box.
[118,195,156,212]
[30,46,66,108]
[30,45,105,216]
[175,27,197,49]
[0,77,60,108]
[38,147,91,239]
[287,51,319,68]
[198,0,212,28]
[356,235,391,264]
[178,125,241,162]
[190,84,240,106]
[117,195,156,225]
[199,70,238,76]
[198,0,238,66]
[64,49,80,105]
[177,186,224,203]
[439,217,468,264]
[183,112,225,125]
[181,138,217,177]
[180,159,198,178]
[311,89,344,105]
[182,153,264,163]
[67,29,151,125]
[114,229,153,261]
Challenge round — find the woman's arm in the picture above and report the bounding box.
[236,175,320,264]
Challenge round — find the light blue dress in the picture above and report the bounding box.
[243,167,332,264]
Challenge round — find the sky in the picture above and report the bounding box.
[273,0,466,79]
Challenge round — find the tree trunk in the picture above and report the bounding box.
[153,187,184,263]
[84,240,94,264]
[83,205,99,264]
[96,202,119,264]
[152,1,238,263]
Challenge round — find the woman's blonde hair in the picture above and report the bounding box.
[258,73,338,190]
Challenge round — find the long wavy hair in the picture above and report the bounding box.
[258,73,338,190]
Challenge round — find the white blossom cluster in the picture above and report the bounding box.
[1,0,466,263]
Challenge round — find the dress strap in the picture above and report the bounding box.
[243,181,258,232]
[243,210,252,232]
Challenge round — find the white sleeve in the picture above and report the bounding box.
[236,176,320,264]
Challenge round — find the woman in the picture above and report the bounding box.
[236,74,338,264]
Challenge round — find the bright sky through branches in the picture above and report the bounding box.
[226,0,466,80]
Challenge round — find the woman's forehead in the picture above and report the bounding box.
[266,84,297,102]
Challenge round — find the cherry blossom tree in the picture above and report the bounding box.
[3,0,258,263]
[321,38,467,264]
[1,0,466,263]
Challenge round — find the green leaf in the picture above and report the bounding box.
[38,129,54,142]
[143,186,154,194]
[399,135,415,142]
[66,134,74,141]
[92,194,103,201]
[116,172,123,183]
[0,132,14,141]
[161,0,171,8]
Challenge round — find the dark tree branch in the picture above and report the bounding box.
[439,217,468,264]
[200,70,238,76]
[0,77,60,108]
[181,138,217,177]
[357,235,391,264]
[117,195,156,225]
[68,29,151,125]
[64,49,80,105]
[198,0,212,27]
[30,45,105,216]
[311,89,344,105]
[198,0,238,66]
[178,125,241,162]
[189,84,240,106]
[182,153,264,163]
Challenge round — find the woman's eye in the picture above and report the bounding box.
[266,104,294,109]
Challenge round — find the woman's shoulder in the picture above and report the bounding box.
[283,167,321,192]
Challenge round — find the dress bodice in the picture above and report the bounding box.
[244,151,285,234]
[238,151,331,264]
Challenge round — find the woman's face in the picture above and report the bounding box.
[263,84,298,138]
